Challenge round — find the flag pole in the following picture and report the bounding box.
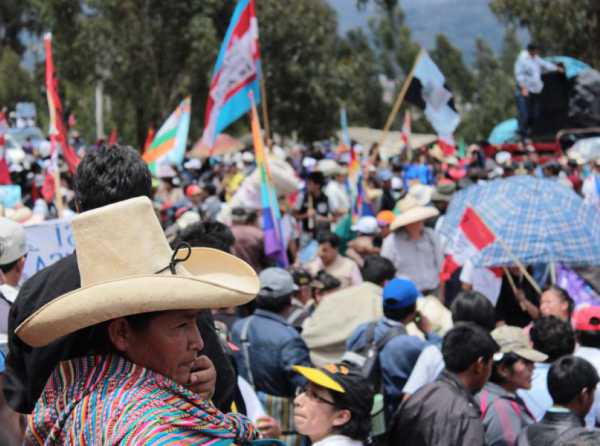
[260,70,271,148]
[475,208,541,294]
[377,48,424,156]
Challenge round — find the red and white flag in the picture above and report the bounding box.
[438,134,456,156]
[441,207,496,281]
[0,134,11,185]
[44,33,80,175]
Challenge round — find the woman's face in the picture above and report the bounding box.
[294,384,350,443]
[503,358,534,391]
[540,290,569,320]
[111,310,204,386]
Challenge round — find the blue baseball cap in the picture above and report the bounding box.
[377,169,393,182]
[383,278,420,309]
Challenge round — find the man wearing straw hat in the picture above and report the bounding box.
[381,196,442,294]
[15,196,262,445]
[4,146,236,416]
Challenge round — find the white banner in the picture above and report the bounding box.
[22,219,74,282]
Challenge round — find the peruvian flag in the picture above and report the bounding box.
[44,33,80,174]
[400,110,411,149]
[441,207,496,281]
[438,134,456,156]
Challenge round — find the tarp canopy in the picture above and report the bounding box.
[340,126,437,160]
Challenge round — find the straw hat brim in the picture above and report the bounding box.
[16,248,259,348]
[390,207,439,231]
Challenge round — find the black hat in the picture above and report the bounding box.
[293,363,374,416]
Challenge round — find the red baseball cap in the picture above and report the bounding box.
[185,184,202,198]
[573,306,600,331]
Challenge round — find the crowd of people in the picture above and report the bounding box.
[0,131,599,446]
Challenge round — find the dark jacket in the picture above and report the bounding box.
[389,370,485,446]
[232,309,311,397]
[4,253,236,414]
[517,409,590,446]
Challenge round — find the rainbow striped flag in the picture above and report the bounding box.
[143,97,191,175]
[249,94,288,267]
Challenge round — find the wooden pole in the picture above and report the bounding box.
[50,136,64,218]
[472,206,541,294]
[495,237,541,294]
[377,49,424,153]
[260,72,271,148]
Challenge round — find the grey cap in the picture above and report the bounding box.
[0,218,27,265]
[258,267,299,298]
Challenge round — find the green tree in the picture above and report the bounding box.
[335,29,384,129]
[0,48,37,110]
[0,0,39,55]
[256,0,344,141]
[458,39,515,141]
[28,0,372,145]
[491,0,600,68]
[430,34,475,102]
[500,26,522,75]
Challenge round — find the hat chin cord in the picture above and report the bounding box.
[155,242,192,275]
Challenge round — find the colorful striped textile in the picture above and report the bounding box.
[249,94,288,267]
[143,97,191,175]
[26,354,257,445]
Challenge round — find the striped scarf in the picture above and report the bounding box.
[26,354,257,445]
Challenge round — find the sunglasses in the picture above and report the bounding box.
[295,384,335,406]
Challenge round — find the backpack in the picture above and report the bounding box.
[342,321,407,388]
[342,321,406,440]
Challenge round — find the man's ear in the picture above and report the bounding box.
[107,318,132,353]
[331,409,351,428]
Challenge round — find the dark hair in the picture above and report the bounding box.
[177,221,235,253]
[361,255,395,285]
[201,183,216,196]
[442,323,499,373]
[307,171,325,186]
[74,145,152,211]
[89,311,161,354]
[383,304,416,322]
[316,231,339,248]
[0,259,19,274]
[548,356,599,405]
[577,330,600,349]
[490,352,522,385]
[333,396,372,441]
[255,294,292,313]
[531,316,575,362]
[450,291,496,332]
[543,285,575,318]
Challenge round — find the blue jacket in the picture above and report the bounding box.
[232,309,311,398]
[347,318,441,412]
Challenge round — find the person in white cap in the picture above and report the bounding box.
[346,216,381,268]
[0,218,28,335]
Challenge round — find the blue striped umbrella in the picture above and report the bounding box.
[440,176,600,267]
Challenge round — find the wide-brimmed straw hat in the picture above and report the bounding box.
[390,196,439,231]
[16,196,259,347]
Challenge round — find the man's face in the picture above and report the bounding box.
[114,310,204,386]
[318,242,338,266]
[308,180,321,195]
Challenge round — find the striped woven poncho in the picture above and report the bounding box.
[26,354,257,445]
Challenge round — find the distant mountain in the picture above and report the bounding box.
[328,0,527,65]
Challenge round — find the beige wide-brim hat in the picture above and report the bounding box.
[390,196,439,231]
[16,196,259,347]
